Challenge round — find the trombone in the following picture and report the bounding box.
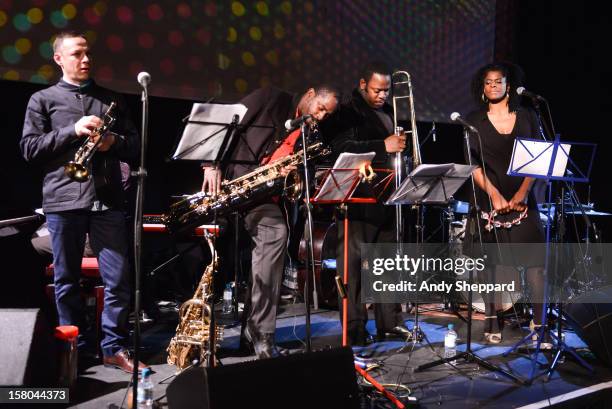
[392,71,422,243]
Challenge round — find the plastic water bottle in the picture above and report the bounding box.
[137,367,153,409]
[222,283,234,314]
[444,324,457,364]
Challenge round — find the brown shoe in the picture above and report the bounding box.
[103,349,148,373]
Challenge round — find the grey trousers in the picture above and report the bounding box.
[243,203,288,334]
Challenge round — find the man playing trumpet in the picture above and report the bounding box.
[20,31,144,372]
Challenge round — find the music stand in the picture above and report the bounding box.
[312,152,405,409]
[387,163,473,344]
[503,136,596,382]
[401,163,523,382]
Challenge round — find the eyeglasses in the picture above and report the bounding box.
[484,78,505,86]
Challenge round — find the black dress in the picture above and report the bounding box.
[464,107,545,266]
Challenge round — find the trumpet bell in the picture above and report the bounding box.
[64,161,90,182]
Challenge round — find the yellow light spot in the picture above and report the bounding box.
[231,2,246,16]
[255,1,269,16]
[38,64,55,79]
[27,8,44,24]
[273,23,285,39]
[61,4,77,20]
[235,78,248,93]
[3,70,20,80]
[242,52,256,66]
[280,1,292,15]
[94,1,108,16]
[0,11,7,27]
[85,30,97,45]
[260,76,271,87]
[264,50,278,65]
[15,38,32,54]
[304,1,314,13]
[249,26,262,41]
[218,53,230,70]
[227,27,237,42]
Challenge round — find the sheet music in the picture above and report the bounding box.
[172,103,248,160]
[509,139,570,178]
[314,152,376,201]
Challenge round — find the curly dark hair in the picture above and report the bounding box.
[471,62,525,112]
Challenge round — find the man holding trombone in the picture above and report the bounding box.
[20,31,144,372]
[328,61,410,346]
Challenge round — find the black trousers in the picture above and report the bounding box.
[336,218,403,344]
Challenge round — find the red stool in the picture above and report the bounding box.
[46,258,104,356]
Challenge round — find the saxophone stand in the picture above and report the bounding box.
[412,128,524,384]
[502,135,596,383]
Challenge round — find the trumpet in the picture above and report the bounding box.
[392,71,421,243]
[64,102,116,182]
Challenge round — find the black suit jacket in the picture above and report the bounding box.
[225,86,296,180]
[327,89,395,224]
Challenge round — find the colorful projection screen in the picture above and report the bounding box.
[0,1,499,122]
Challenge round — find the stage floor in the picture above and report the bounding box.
[64,302,612,409]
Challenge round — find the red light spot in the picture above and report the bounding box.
[106,35,123,52]
[160,58,175,75]
[177,3,191,18]
[84,7,101,25]
[204,2,216,17]
[129,61,144,77]
[0,0,13,9]
[168,30,184,46]
[188,56,203,71]
[116,6,133,24]
[138,32,155,49]
[147,4,163,21]
[196,28,211,45]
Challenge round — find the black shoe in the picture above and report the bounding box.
[244,325,283,359]
[349,332,375,347]
[379,325,411,340]
[253,333,283,359]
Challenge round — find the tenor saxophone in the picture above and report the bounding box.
[167,231,224,369]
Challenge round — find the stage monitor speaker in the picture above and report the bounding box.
[564,285,612,367]
[167,346,360,409]
[0,308,56,386]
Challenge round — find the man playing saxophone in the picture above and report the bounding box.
[201,85,339,359]
[20,31,145,372]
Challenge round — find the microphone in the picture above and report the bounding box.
[516,86,544,101]
[137,72,151,87]
[450,112,477,133]
[284,114,311,131]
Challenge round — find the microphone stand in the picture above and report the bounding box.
[416,126,523,384]
[132,79,149,409]
[299,122,315,352]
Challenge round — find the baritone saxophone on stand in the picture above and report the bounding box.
[167,229,224,369]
